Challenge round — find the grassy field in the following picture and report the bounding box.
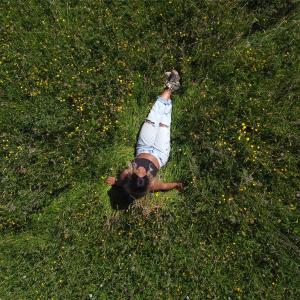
[1,0,300,298]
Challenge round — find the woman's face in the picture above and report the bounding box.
[134,166,147,177]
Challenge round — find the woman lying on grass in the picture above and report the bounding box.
[105,70,183,200]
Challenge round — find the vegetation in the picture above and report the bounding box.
[0,0,299,298]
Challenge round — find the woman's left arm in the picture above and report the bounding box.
[149,181,183,192]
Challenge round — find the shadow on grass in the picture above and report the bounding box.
[107,185,134,210]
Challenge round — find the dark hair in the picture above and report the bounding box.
[128,173,150,199]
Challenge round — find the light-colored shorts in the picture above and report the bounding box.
[136,96,172,168]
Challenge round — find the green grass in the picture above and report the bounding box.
[1,0,300,298]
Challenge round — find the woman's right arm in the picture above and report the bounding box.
[119,169,129,181]
[105,176,117,186]
[105,169,129,186]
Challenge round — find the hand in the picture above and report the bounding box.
[175,182,184,192]
[105,176,116,186]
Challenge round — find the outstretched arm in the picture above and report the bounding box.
[149,181,183,192]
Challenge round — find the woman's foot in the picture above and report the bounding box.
[164,69,180,91]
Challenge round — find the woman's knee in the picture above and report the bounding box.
[159,122,169,128]
[145,119,155,126]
